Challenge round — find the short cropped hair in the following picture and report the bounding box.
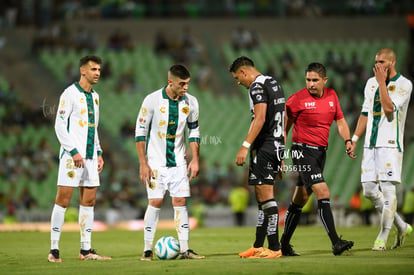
[79,55,102,67]
[229,56,255,72]
[305,62,327,78]
[169,64,191,79]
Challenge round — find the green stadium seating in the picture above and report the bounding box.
[34,38,413,207]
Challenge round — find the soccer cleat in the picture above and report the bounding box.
[391,223,413,249]
[372,239,386,251]
[140,250,153,261]
[332,238,354,255]
[248,248,282,259]
[238,246,264,258]
[178,249,205,259]
[48,249,62,262]
[79,249,112,260]
[281,243,300,256]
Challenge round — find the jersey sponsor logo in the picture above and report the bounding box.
[305,102,315,109]
[159,120,166,126]
[158,131,182,139]
[160,106,166,113]
[251,88,263,95]
[274,98,285,105]
[80,98,85,104]
[141,107,147,116]
[81,109,87,115]
[398,87,409,96]
[182,106,190,115]
[79,120,87,128]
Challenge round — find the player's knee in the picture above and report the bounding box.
[362,181,379,199]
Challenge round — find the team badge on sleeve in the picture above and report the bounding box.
[95,98,99,105]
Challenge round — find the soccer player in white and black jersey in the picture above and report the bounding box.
[229,56,285,259]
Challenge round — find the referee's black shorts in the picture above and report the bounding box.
[291,142,327,189]
[248,144,283,186]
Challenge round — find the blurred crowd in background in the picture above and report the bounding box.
[0,0,414,226]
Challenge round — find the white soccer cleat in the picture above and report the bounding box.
[372,239,386,251]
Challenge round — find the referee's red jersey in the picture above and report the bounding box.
[286,87,344,147]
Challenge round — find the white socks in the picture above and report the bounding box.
[362,181,406,242]
[50,204,66,250]
[79,205,94,251]
[143,205,160,251]
[174,206,189,252]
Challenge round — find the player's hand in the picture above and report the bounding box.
[346,141,357,159]
[97,155,104,173]
[187,159,199,181]
[373,63,388,85]
[72,153,85,168]
[235,147,248,166]
[139,162,152,185]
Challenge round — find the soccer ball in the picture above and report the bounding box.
[154,236,180,260]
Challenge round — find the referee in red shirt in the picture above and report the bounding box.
[281,62,355,256]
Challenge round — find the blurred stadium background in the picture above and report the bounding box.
[0,0,413,228]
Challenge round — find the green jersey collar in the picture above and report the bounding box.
[75,82,95,93]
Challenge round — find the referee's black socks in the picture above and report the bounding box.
[317,199,340,244]
[281,202,302,245]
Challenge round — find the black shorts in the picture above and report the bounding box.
[291,143,327,189]
[248,145,283,186]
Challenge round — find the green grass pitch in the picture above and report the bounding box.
[0,226,413,274]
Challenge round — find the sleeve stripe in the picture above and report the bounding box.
[135,136,146,142]
[189,137,200,143]
[187,121,199,129]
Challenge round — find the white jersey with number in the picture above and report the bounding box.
[135,87,200,168]
[361,73,412,151]
[55,82,102,159]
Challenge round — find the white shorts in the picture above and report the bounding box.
[146,165,190,199]
[361,147,403,183]
[57,153,100,187]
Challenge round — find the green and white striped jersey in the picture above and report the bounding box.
[361,73,412,151]
[55,82,102,159]
[135,87,200,167]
